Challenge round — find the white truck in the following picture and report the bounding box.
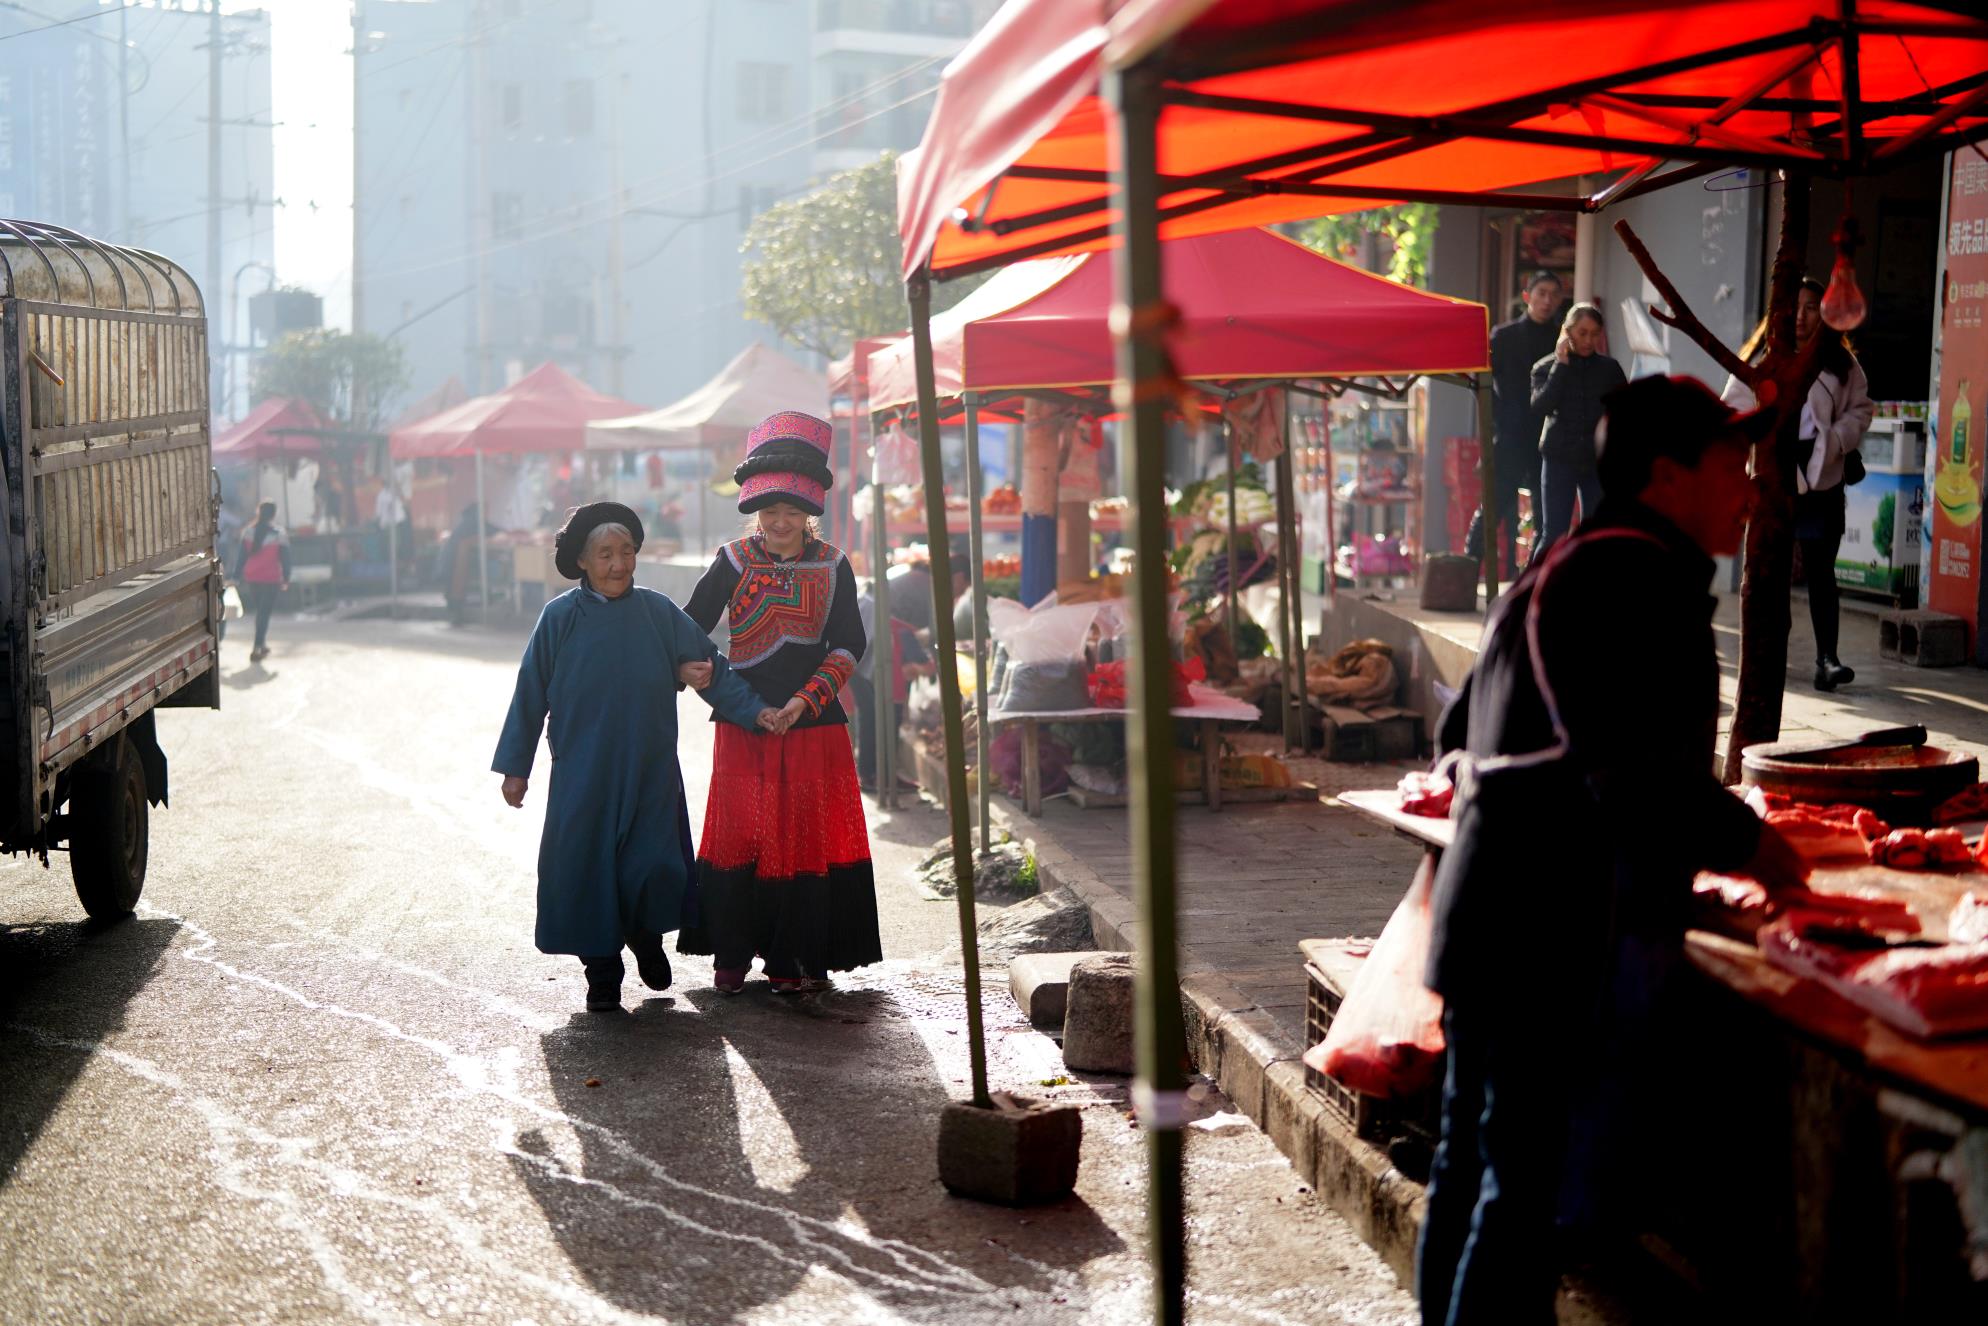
[0,222,219,917]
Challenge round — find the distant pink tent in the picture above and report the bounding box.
[212,397,329,463]
[389,362,645,458]
[390,375,471,432]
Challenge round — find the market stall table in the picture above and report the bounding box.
[989,684,1260,815]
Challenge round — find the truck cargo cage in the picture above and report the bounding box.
[0,219,216,868]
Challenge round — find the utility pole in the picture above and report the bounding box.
[207,0,223,409]
[607,71,625,396]
[118,3,131,237]
[351,1,365,339]
[469,1,493,393]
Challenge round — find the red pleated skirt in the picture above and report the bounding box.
[698,722,872,878]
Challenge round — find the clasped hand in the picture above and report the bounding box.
[677,660,714,690]
[756,697,808,735]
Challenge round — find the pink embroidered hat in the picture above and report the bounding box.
[736,410,834,517]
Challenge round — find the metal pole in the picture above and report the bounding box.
[871,463,896,809]
[870,452,896,810]
[964,396,991,856]
[475,448,490,624]
[1107,61,1185,1326]
[1273,406,1300,752]
[909,271,989,1109]
[1475,373,1498,604]
[352,1,365,339]
[1223,415,1239,658]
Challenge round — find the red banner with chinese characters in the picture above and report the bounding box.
[1931,153,1988,632]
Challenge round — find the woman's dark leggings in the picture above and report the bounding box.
[1794,486,1846,662]
[245,582,280,652]
[1800,531,1842,661]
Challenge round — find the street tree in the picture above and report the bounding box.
[741,155,905,359]
[741,152,987,359]
[251,328,412,526]
[1617,178,1834,782]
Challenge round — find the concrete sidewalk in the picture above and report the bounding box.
[993,592,1988,1297]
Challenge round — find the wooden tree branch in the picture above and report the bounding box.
[1614,218,1757,386]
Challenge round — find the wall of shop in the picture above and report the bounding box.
[1587,175,1765,391]
[1422,205,1488,554]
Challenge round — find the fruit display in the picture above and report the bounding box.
[983,553,1021,579]
[985,485,1022,515]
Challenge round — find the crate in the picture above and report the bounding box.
[1313,703,1424,763]
[1302,946,1442,1147]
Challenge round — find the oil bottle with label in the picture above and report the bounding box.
[1936,379,1980,526]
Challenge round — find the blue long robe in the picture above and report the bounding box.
[493,584,764,956]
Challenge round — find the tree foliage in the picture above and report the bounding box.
[740,154,905,359]
[1292,203,1441,287]
[740,152,986,359]
[250,329,411,436]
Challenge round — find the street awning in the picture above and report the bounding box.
[389,362,646,458]
[829,335,901,404]
[585,343,825,452]
[901,0,1988,279]
[212,397,330,463]
[389,375,471,432]
[867,226,1487,411]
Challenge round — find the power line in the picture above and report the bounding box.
[365,74,944,283]
[0,1,122,45]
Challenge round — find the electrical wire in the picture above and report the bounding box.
[364,78,942,283]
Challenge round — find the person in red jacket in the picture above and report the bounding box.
[233,501,291,664]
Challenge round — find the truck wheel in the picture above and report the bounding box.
[70,735,149,919]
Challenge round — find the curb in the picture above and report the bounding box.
[1006,806,1429,1283]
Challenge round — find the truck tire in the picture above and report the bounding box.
[70,734,149,919]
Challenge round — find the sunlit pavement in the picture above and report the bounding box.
[0,613,1415,1326]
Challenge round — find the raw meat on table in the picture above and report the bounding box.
[1868,827,1975,870]
[1397,770,1453,818]
[1759,911,1988,1040]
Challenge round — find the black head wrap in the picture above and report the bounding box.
[553,501,645,580]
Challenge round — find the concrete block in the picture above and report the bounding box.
[937,1093,1082,1206]
[1878,608,1968,667]
[1061,953,1136,1074]
[1007,950,1120,1029]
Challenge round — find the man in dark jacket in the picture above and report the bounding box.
[1465,271,1563,577]
[1416,376,1809,1326]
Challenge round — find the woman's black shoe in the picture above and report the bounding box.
[1814,657,1855,691]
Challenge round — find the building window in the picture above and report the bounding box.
[492,192,524,240]
[499,83,523,133]
[736,63,790,124]
[563,80,593,136]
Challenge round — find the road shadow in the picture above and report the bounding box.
[223,663,279,689]
[0,912,179,1185]
[512,982,1120,1321]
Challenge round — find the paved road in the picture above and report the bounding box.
[0,614,1416,1325]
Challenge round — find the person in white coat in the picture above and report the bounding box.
[1722,277,1875,691]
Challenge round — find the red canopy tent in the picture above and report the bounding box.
[212,397,330,463]
[387,362,646,619]
[867,226,1486,410]
[901,0,1988,281]
[389,361,644,458]
[889,6,1988,1310]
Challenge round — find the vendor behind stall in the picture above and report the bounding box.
[1417,376,1811,1325]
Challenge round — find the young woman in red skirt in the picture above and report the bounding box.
[677,410,883,994]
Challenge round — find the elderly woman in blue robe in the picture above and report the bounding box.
[494,501,772,1011]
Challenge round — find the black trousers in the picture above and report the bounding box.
[1416,1006,1570,1326]
[1795,486,1847,662]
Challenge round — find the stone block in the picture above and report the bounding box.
[937,1093,1082,1206]
[1007,950,1120,1029]
[1061,953,1136,1074]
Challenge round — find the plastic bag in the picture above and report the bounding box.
[989,727,1071,798]
[221,585,244,621]
[992,597,1100,712]
[1304,855,1446,1098]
